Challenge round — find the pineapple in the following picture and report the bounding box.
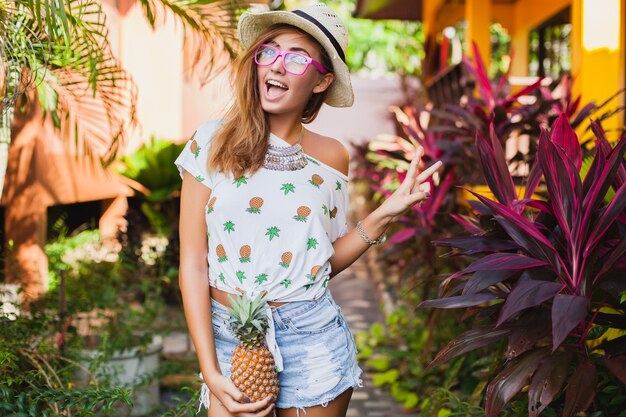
[330,206,338,219]
[246,197,264,214]
[206,196,216,214]
[216,244,228,262]
[293,206,311,222]
[190,138,201,158]
[279,252,292,268]
[306,265,322,281]
[240,245,251,263]
[227,293,279,403]
[308,174,324,188]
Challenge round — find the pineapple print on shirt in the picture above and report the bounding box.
[279,252,292,269]
[175,121,350,302]
[190,139,201,158]
[239,245,251,263]
[293,206,311,222]
[206,196,216,214]
[246,197,263,214]
[308,174,324,188]
[216,244,228,262]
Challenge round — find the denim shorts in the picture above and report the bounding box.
[199,290,362,412]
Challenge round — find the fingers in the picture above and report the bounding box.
[223,394,274,415]
[400,146,424,191]
[416,160,442,183]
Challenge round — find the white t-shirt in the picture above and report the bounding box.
[175,120,349,302]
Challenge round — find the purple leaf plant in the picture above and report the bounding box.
[421,114,626,416]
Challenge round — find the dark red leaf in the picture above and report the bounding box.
[539,125,581,240]
[498,280,562,326]
[550,113,582,170]
[463,42,494,108]
[585,181,626,257]
[604,356,626,385]
[463,253,550,273]
[528,352,573,417]
[464,270,518,295]
[419,293,500,309]
[590,120,626,189]
[563,358,597,417]
[501,78,543,108]
[580,134,626,232]
[466,189,560,270]
[506,310,552,359]
[428,326,511,369]
[551,294,589,350]
[434,236,520,254]
[476,125,517,206]
[450,214,483,234]
[388,228,416,244]
[523,130,548,200]
[485,348,548,417]
[595,235,626,284]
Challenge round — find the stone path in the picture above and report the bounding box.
[162,256,418,416]
[329,258,420,417]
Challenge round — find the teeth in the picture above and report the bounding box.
[267,80,288,89]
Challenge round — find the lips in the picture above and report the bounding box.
[266,79,289,99]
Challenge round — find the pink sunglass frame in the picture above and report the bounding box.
[254,44,329,75]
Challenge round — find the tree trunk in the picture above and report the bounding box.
[0,105,14,198]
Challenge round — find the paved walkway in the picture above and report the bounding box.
[329,258,419,417]
[162,256,418,416]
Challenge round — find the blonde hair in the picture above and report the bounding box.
[207,24,332,178]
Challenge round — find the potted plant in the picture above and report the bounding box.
[44,229,167,416]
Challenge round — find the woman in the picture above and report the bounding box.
[175,3,441,417]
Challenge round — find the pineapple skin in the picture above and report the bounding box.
[231,345,279,403]
[227,293,280,404]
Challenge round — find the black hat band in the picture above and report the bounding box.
[291,9,346,63]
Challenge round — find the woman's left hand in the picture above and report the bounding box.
[378,146,442,222]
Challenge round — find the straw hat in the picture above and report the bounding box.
[238,3,354,107]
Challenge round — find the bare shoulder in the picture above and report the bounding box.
[304,131,350,176]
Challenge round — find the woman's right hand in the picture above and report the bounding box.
[207,372,275,416]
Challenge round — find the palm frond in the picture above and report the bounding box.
[138,0,248,83]
[23,0,138,163]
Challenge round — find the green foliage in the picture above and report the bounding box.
[326,0,424,77]
[117,138,185,235]
[356,290,492,414]
[0,308,133,416]
[44,222,101,291]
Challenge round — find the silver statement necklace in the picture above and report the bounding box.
[263,125,308,171]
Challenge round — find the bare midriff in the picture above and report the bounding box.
[210,286,288,308]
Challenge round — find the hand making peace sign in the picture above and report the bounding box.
[379,145,443,222]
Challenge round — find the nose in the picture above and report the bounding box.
[269,53,286,74]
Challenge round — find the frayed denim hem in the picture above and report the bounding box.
[277,377,363,417]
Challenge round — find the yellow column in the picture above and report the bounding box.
[572,0,624,139]
[465,0,492,70]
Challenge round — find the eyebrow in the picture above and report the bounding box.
[267,41,312,57]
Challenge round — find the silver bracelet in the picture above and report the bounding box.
[356,221,387,245]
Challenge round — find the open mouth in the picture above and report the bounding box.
[266,79,289,98]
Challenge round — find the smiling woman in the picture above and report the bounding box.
[175,3,440,417]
